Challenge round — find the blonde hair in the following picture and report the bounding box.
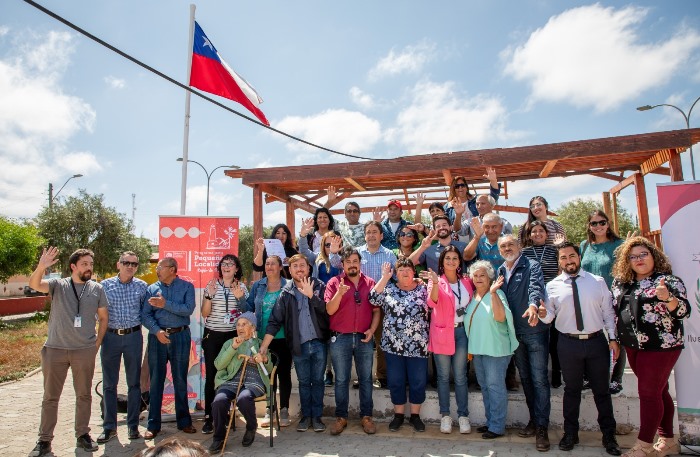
[611,236,673,284]
[317,230,339,272]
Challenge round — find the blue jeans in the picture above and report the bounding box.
[147,329,192,431]
[385,353,428,405]
[293,339,327,418]
[101,330,143,430]
[513,330,551,427]
[474,354,511,435]
[433,327,469,417]
[330,333,374,418]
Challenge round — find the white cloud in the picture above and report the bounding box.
[275,109,382,161]
[0,30,100,218]
[384,80,526,154]
[368,40,436,81]
[349,86,375,110]
[0,26,9,37]
[502,4,700,112]
[104,75,126,89]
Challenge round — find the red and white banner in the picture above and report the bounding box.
[158,215,239,414]
[658,182,700,448]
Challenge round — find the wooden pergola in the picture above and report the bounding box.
[225,128,700,244]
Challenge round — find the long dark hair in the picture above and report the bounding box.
[522,220,550,247]
[217,254,243,281]
[313,207,335,232]
[270,223,294,251]
[586,210,620,244]
[438,245,463,276]
[519,196,549,244]
[395,227,420,249]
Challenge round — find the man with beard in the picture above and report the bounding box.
[28,247,109,457]
[142,257,196,439]
[260,254,330,432]
[324,247,380,436]
[495,234,550,451]
[465,213,506,272]
[539,242,621,455]
[409,215,468,273]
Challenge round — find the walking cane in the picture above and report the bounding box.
[221,354,250,455]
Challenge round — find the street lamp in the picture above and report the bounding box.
[637,96,700,180]
[176,158,239,215]
[48,174,83,209]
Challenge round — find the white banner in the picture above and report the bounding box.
[658,181,700,448]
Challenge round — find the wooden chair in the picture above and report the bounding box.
[222,352,279,452]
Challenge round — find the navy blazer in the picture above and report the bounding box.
[498,255,548,335]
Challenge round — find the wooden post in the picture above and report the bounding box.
[669,148,684,182]
[632,172,650,235]
[611,193,619,234]
[252,185,263,281]
[602,192,611,217]
[286,201,296,244]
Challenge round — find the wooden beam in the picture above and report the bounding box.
[602,192,611,217]
[639,149,672,175]
[669,148,683,182]
[253,185,263,282]
[344,177,366,191]
[402,189,410,209]
[326,190,353,209]
[609,173,638,194]
[592,172,624,182]
[539,160,558,178]
[611,193,619,234]
[442,169,453,186]
[286,202,296,244]
[633,172,650,235]
[648,167,671,176]
[260,184,318,214]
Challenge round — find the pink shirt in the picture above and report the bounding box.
[427,275,474,355]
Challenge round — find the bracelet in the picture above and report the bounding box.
[203,294,213,300]
[660,294,675,303]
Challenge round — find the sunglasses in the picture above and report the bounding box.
[220,262,236,267]
[628,251,650,262]
[121,261,139,268]
[454,183,467,189]
[589,220,608,227]
[399,232,415,238]
[345,209,360,213]
[354,290,361,304]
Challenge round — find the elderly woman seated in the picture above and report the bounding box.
[209,312,273,453]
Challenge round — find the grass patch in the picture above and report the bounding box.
[0,319,47,383]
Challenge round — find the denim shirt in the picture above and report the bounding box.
[380,218,409,250]
[142,277,195,334]
[246,276,288,331]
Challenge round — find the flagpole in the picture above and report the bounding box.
[180,3,196,215]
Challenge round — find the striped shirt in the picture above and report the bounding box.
[522,244,559,284]
[101,275,148,329]
[357,244,397,282]
[205,281,249,332]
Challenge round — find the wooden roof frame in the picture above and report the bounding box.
[226,128,700,245]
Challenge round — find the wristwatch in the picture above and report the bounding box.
[660,294,675,303]
[203,293,213,300]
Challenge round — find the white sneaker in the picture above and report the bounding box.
[260,408,271,428]
[440,416,452,434]
[459,416,472,434]
[279,407,291,427]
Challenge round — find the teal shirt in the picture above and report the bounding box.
[464,289,519,357]
[580,238,623,289]
[259,290,284,340]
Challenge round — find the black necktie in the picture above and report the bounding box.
[570,275,584,331]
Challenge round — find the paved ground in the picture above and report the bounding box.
[0,353,639,457]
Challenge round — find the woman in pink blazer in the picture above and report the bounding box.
[426,245,474,435]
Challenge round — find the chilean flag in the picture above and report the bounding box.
[189,22,270,126]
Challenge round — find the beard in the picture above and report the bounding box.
[79,271,92,282]
[437,228,451,239]
[502,252,518,263]
[346,267,359,277]
[563,263,580,275]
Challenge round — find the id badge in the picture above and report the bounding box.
[223,314,231,325]
[74,316,82,328]
[331,336,337,343]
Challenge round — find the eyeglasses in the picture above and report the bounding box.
[589,220,608,227]
[156,264,173,271]
[454,183,467,189]
[121,261,139,268]
[399,232,415,238]
[345,209,360,213]
[628,251,650,262]
[530,202,545,209]
[220,262,236,267]
[354,290,361,304]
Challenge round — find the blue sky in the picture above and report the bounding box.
[1,0,699,242]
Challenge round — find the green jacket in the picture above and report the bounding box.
[213,337,273,392]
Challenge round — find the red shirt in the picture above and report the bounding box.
[324,272,376,333]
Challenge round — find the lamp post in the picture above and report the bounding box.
[48,174,83,209]
[176,158,239,215]
[637,96,700,181]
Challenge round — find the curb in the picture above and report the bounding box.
[0,366,42,387]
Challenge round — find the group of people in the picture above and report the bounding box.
[27,171,691,457]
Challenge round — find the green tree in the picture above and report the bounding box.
[0,216,45,282]
[34,190,152,277]
[554,198,637,246]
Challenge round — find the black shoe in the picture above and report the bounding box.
[376,378,388,388]
[559,432,579,451]
[312,417,326,432]
[582,379,591,390]
[536,427,550,452]
[388,415,404,432]
[476,425,489,433]
[324,371,334,386]
[208,439,223,453]
[128,427,141,440]
[482,430,504,439]
[76,433,98,452]
[97,429,116,444]
[518,420,536,437]
[297,416,310,432]
[201,419,213,434]
[242,429,256,447]
[29,441,51,457]
[409,416,425,432]
[603,433,621,456]
[551,371,562,388]
[352,379,359,389]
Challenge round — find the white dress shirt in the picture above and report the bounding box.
[542,269,616,338]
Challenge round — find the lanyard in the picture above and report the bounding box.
[219,280,231,313]
[70,278,87,316]
[451,281,463,308]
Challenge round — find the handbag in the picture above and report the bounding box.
[616,284,640,350]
